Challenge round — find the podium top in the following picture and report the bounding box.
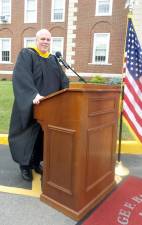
[39,82,121,102]
[69,82,121,92]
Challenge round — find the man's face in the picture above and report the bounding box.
[36,31,51,53]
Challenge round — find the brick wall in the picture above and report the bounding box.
[74,0,127,74]
[0,0,127,79]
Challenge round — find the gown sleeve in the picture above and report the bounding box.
[12,48,38,127]
[13,48,38,105]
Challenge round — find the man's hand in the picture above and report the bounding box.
[33,94,44,104]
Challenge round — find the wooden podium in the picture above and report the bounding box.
[34,83,120,220]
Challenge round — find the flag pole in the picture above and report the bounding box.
[118,84,125,162]
[115,83,129,176]
[115,13,131,177]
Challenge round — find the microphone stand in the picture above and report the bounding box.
[59,59,87,83]
[67,65,87,83]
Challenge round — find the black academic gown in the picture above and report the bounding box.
[8,48,69,165]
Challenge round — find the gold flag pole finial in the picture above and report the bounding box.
[125,0,136,13]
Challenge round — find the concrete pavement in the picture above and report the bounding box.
[0,144,76,225]
[0,138,142,225]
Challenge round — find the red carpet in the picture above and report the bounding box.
[79,176,142,225]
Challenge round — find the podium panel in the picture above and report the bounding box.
[34,83,120,220]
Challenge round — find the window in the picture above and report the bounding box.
[0,0,11,23]
[51,0,65,22]
[96,0,113,16]
[24,0,37,23]
[92,33,110,64]
[24,37,36,47]
[50,37,64,55]
[0,38,11,63]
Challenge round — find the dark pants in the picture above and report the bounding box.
[31,127,43,167]
[20,127,43,169]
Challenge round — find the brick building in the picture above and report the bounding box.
[133,0,142,46]
[0,0,128,79]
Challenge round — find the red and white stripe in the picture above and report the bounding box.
[123,68,142,142]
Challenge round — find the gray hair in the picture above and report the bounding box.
[36,29,51,39]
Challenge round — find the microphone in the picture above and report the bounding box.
[55,51,87,83]
[55,52,70,69]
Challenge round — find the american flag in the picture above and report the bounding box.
[123,18,142,142]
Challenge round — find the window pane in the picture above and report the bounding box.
[2,51,9,61]
[54,0,62,8]
[26,11,36,21]
[25,38,36,47]
[99,4,109,14]
[54,9,63,20]
[2,39,10,50]
[95,49,106,62]
[0,39,10,62]
[27,0,35,9]
[51,38,63,55]
[1,0,10,15]
[93,34,109,63]
[97,0,111,15]
[52,0,64,21]
[25,0,37,23]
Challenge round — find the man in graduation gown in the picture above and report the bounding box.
[8,29,69,181]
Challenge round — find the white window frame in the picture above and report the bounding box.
[24,37,36,48]
[95,0,113,16]
[0,38,11,63]
[51,0,65,22]
[50,37,64,56]
[24,0,37,23]
[92,33,110,65]
[0,0,11,24]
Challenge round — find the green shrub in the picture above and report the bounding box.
[107,77,122,85]
[89,75,107,84]
[89,75,122,85]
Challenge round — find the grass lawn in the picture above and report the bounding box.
[0,80,14,133]
[0,80,135,140]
